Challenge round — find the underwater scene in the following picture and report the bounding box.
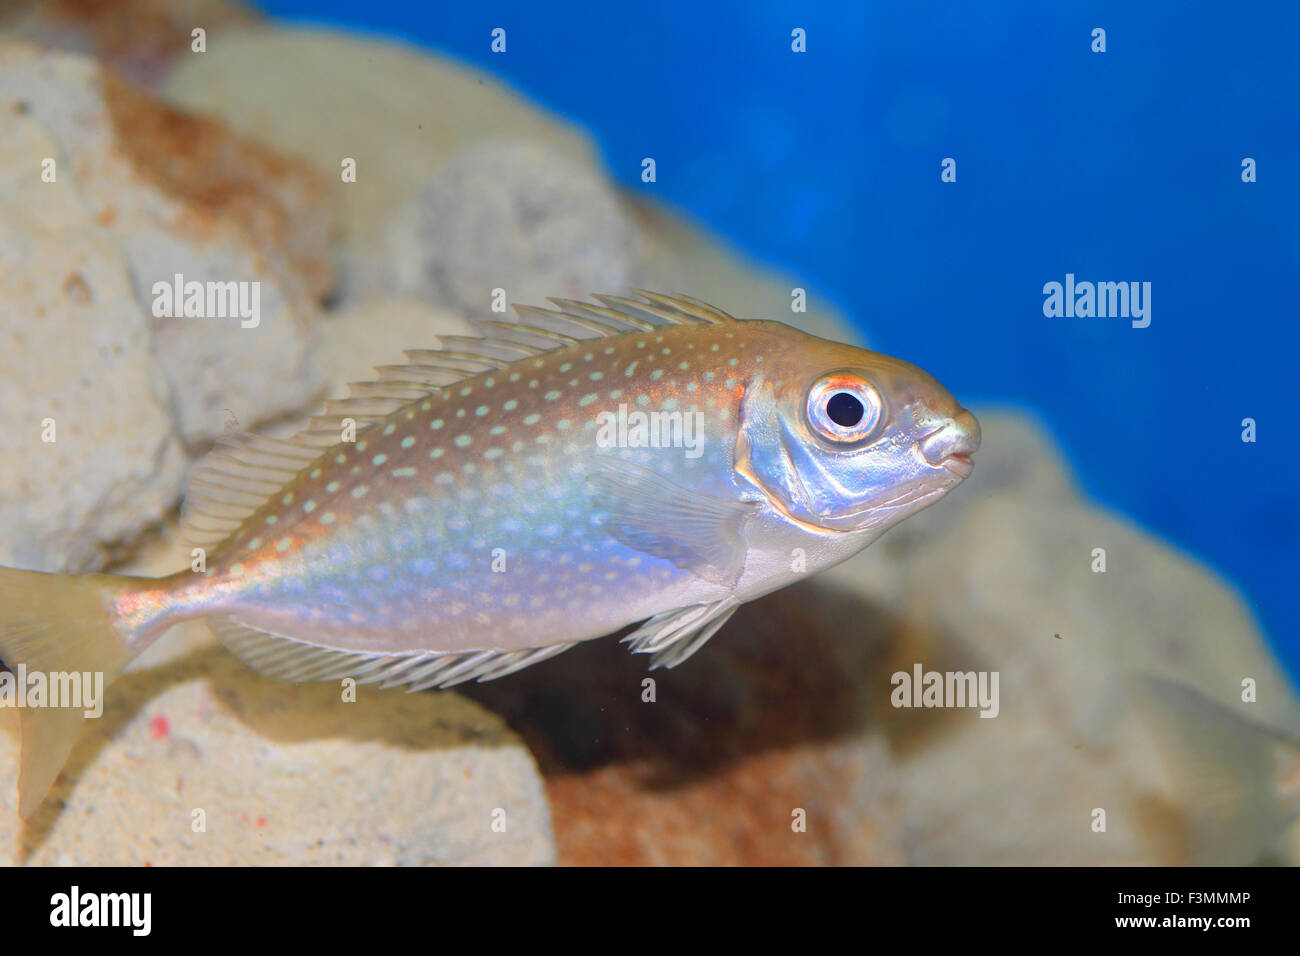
[0,0,1297,875]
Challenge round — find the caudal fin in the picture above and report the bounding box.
[0,568,140,818]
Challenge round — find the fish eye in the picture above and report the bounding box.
[806,374,881,444]
[826,392,864,427]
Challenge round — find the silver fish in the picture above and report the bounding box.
[0,292,979,815]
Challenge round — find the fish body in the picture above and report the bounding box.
[0,293,979,814]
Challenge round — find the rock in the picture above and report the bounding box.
[0,650,555,865]
[312,297,482,393]
[0,40,337,451]
[163,26,601,276]
[0,65,186,572]
[0,1,261,88]
[228,297,480,450]
[545,733,900,866]
[371,142,644,315]
[0,523,556,866]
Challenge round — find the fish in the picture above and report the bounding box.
[0,291,980,817]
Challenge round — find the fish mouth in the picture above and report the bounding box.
[920,410,980,480]
[942,453,974,479]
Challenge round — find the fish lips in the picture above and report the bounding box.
[920,410,981,478]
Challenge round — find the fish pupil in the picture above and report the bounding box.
[826,392,865,427]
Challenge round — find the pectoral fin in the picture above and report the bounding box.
[587,456,758,588]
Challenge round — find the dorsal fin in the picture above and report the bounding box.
[180,432,324,545]
[180,292,737,546]
[279,291,737,447]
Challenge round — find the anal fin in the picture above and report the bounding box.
[213,619,574,690]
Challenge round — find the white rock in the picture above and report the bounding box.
[163,26,601,271]
[0,40,334,450]
[0,0,262,88]
[0,79,185,572]
[0,645,555,865]
[312,297,481,392]
[375,142,643,315]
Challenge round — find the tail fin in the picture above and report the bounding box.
[0,568,140,818]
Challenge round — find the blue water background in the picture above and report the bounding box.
[257,1,1300,682]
